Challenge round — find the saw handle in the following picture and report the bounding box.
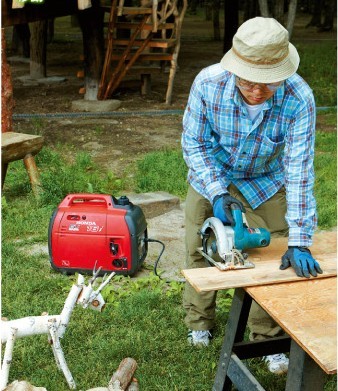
[230,204,244,227]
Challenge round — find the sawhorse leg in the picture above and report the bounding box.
[213,288,291,391]
[213,288,252,391]
[286,340,326,391]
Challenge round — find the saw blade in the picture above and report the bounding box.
[202,229,224,267]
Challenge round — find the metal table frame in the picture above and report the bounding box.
[213,288,327,391]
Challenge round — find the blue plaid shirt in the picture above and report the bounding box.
[182,63,317,247]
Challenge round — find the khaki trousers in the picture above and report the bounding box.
[183,184,289,340]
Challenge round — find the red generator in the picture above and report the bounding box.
[48,194,148,276]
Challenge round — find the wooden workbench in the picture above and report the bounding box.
[182,230,337,390]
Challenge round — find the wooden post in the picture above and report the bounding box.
[141,74,151,95]
[78,0,105,100]
[29,20,48,79]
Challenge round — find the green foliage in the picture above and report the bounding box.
[37,149,124,206]
[102,273,184,308]
[4,147,126,207]
[314,131,337,229]
[134,148,188,199]
[296,42,337,107]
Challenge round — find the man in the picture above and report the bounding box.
[181,17,322,375]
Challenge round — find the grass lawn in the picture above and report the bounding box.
[2,21,337,388]
[2,120,336,390]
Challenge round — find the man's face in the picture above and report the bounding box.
[236,77,281,105]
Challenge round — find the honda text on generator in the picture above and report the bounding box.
[48,194,163,276]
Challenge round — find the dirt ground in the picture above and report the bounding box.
[6,12,337,173]
[4,12,337,279]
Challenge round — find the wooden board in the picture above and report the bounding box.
[182,231,337,292]
[2,132,44,163]
[246,277,337,374]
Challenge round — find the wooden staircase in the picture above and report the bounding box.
[98,0,187,104]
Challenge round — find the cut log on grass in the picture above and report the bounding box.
[108,358,138,391]
[85,388,108,391]
[4,380,47,391]
[126,379,139,391]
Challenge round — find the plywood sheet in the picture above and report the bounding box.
[246,278,337,374]
[182,231,337,292]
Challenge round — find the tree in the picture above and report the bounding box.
[223,0,239,53]
[257,0,298,38]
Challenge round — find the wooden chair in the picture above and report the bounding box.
[2,132,44,196]
[98,0,187,104]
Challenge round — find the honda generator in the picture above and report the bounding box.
[48,194,148,276]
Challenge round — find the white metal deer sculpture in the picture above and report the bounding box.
[1,267,115,390]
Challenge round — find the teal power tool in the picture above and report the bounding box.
[198,204,271,270]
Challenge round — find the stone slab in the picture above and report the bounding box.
[126,191,181,219]
[17,75,66,84]
[71,99,121,112]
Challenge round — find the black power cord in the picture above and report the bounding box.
[145,238,166,278]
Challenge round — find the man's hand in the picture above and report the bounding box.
[213,194,245,225]
[280,247,323,278]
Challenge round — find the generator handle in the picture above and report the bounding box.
[61,194,113,208]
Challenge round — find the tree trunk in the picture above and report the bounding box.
[11,24,30,57]
[212,0,221,41]
[273,0,285,24]
[258,0,269,16]
[320,0,335,31]
[286,0,298,38]
[223,0,239,53]
[1,29,14,133]
[205,0,212,21]
[29,20,47,79]
[243,0,260,21]
[306,0,323,27]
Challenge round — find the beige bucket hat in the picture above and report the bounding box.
[220,17,300,83]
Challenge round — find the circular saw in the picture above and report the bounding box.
[197,204,270,271]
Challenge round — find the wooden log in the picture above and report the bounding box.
[126,379,139,391]
[108,358,138,391]
[4,380,47,391]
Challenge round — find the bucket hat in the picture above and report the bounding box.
[220,17,299,83]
